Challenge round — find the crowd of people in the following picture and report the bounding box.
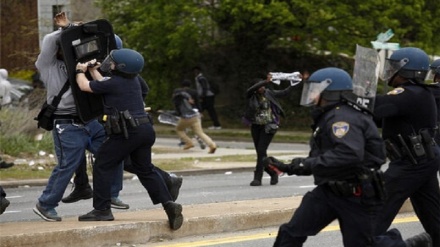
[1,10,440,246]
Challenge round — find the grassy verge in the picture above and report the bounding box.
[0,105,309,181]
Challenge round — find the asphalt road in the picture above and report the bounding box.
[0,170,314,223]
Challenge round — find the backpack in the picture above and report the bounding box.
[172,91,194,116]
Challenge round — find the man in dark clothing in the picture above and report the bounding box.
[265,67,431,247]
[373,47,440,246]
[76,49,183,230]
[193,66,222,129]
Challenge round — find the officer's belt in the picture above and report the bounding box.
[135,116,152,125]
[326,180,361,197]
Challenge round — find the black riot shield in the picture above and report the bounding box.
[59,19,116,122]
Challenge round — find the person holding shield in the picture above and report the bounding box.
[373,47,440,246]
[75,49,183,230]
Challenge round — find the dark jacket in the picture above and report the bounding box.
[305,102,386,185]
[172,87,200,118]
[374,82,437,143]
[243,80,294,125]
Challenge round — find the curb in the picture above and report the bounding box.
[0,196,414,247]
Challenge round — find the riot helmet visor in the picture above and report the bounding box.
[100,52,115,73]
[380,57,408,81]
[300,79,332,106]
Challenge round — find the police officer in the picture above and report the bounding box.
[264,67,430,246]
[427,59,440,176]
[427,59,440,141]
[75,49,183,230]
[63,35,183,208]
[373,47,440,246]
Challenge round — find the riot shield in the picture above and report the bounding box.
[352,45,380,111]
[59,19,116,122]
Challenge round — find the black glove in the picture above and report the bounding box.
[262,156,288,174]
[288,158,312,176]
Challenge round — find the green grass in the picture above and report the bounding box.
[0,104,310,181]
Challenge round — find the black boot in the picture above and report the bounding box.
[78,209,114,221]
[405,232,432,247]
[62,186,93,203]
[265,168,279,185]
[164,201,183,230]
[167,175,183,201]
[250,170,263,186]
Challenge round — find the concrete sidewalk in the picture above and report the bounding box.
[0,144,415,247]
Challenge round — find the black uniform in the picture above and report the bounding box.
[374,82,440,246]
[427,82,440,147]
[274,100,406,247]
[89,75,173,210]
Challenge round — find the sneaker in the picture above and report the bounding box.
[164,201,183,230]
[208,146,217,154]
[111,197,130,209]
[167,176,183,201]
[405,232,432,247]
[78,209,114,221]
[0,197,10,215]
[62,187,93,203]
[183,143,194,150]
[33,203,61,222]
[208,126,222,130]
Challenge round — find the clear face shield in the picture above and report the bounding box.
[380,57,409,81]
[300,79,332,107]
[426,67,440,83]
[100,53,115,73]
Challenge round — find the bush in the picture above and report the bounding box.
[0,91,53,157]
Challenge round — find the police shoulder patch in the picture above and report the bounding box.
[332,121,350,138]
[387,87,405,95]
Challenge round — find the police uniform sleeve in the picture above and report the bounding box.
[374,87,413,119]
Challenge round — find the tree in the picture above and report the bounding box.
[96,0,440,122]
[97,0,215,110]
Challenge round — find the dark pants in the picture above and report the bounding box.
[201,95,221,127]
[72,152,123,198]
[92,123,172,210]
[251,124,275,178]
[124,156,172,186]
[0,186,6,198]
[274,185,407,247]
[374,151,440,247]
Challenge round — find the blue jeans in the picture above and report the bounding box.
[38,119,106,210]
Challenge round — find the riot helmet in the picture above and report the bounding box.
[426,59,440,83]
[114,34,123,49]
[100,48,144,75]
[380,47,429,83]
[300,67,352,106]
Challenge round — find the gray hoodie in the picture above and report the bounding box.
[35,29,76,115]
